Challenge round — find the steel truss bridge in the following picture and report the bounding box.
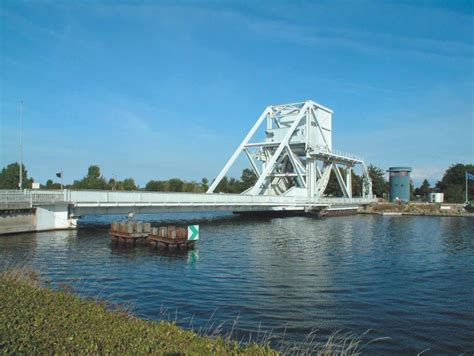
[1,100,376,220]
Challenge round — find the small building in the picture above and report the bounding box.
[388,167,412,202]
[429,192,444,203]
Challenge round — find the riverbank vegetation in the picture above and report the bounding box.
[0,268,275,355]
[1,162,472,203]
[0,268,384,355]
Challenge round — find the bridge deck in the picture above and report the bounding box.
[0,190,376,216]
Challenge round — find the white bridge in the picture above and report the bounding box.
[0,100,376,234]
[1,189,374,215]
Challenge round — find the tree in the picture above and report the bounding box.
[351,170,362,197]
[88,165,101,179]
[201,178,209,192]
[368,164,388,198]
[215,176,229,193]
[72,165,107,190]
[168,178,184,192]
[240,169,257,191]
[414,179,431,200]
[0,162,28,189]
[44,179,61,190]
[145,180,168,191]
[436,163,474,203]
[325,169,344,197]
[117,178,137,191]
[183,181,200,192]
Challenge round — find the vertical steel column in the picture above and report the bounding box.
[346,166,352,198]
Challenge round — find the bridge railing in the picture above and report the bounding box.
[65,190,377,206]
[0,189,377,207]
[66,190,312,206]
[0,190,31,203]
[0,190,65,205]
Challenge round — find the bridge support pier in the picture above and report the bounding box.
[0,203,77,235]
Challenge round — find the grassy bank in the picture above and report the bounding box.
[0,269,275,355]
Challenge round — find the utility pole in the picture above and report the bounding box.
[466,171,468,204]
[19,100,23,190]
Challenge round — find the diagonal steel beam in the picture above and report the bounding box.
[243,148,261,177]
[207,107,271,193]
[249,102,310,195]
[333,164,350,198]
[285,145,306,187]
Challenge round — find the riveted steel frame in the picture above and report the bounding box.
[207,100,373,201]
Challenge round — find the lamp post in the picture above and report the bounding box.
[19,100,23,190]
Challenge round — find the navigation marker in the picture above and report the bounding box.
[187,225,199,241]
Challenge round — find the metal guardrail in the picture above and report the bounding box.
[0,189,376,208]
[0,190,30,203]
[0,190,65,205]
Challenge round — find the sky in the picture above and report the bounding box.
[1,0,473,187]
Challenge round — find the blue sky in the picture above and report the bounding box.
[1,0,473,186]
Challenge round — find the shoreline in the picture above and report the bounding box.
[358,202,473,218]
[0,268,373,355]
[0,269,276,355]
[358,211,474,218]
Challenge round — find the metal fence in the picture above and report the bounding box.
[0,189,377,208]
[0,190,65,205]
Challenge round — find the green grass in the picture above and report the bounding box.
[0,268,385,355]
[0,268,276,355]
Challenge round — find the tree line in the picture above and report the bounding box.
[0,162,472,203]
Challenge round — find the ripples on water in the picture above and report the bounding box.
[1,213,473,354]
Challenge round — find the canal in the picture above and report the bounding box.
[1,214,473,354]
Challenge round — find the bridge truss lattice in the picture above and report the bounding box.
[207,100,373,201]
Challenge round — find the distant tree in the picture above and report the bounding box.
[0,163,28,189]
[351,171,362,197]
[436,163,474,203]
[239,169,257,192]
[368,164,388,198]
[167,178,185,192]
[27,177,34,189]
[44,179,61,190]
[117,178,137,191]
[107,178,117,191]
[145,180,168,191]
[201,178,209,192]
[182,181,199,192]
[215,176,229,193]
[414,179,431,200]
[213,170,257,194]
[324,167,364,197]
[325,168,344,197]
[72,165,107,190]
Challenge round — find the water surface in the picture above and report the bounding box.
[1,214,473,354]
